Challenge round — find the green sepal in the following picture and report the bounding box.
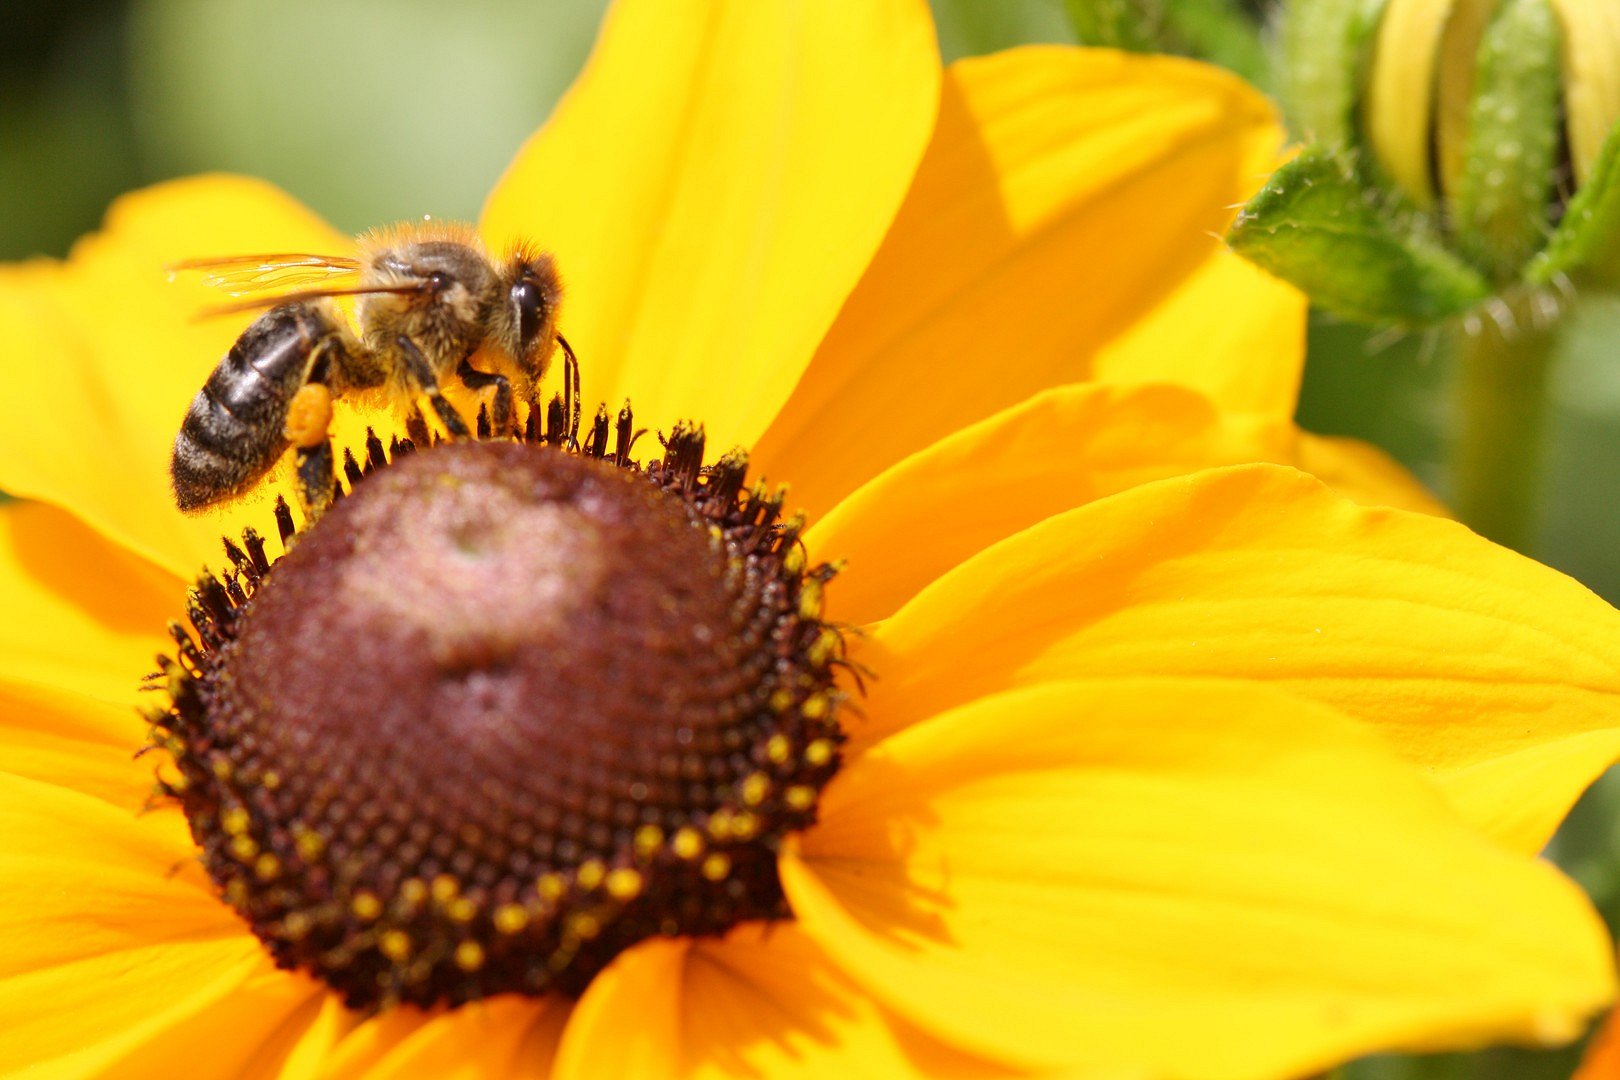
[1451,0,1563,281]
[1064,0,1274,91]
[1227,145,1493,327]
[1525,118,1620,288]
[1279,0,1387,144]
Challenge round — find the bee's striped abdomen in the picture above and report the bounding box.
[171,303,333,512]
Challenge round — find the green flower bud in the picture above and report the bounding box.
[1232,0,1620,326]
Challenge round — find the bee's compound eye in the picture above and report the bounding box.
[512,279,544,352]
[427,270,453,292]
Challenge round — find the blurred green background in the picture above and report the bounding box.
[6,1,1619,1077]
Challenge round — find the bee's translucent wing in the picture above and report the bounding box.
[167,253,364,298]
[191,282,430,320]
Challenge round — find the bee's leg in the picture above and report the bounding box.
[294,439,337,522]
[395,336,470,438]
[284,381,337,522]
[456,360,513,436]
[559,334,582,448]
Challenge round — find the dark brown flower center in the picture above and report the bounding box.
[146,417,847,1008]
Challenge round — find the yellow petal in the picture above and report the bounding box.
[315,1009,434,1079]
[807,382,1441,628]
[479,0,941,452]
[266,996,357,1080]
[109,972,329,1080]
[785,680,1615,1076]
[1549,0,1620,185]
[748,47,1294,521]
[0,175,351,576]
[1086,244,1305,418]
[1434,0,1493,198]
[0,501,180,709]
[0,681,156,809]
[0,938,315,1080]
[0,770,319,1079]
[351,996,566,1080]
[1366,0,1455,206]
[1290,429,1450,516]
[857,464,1620,852]
[0,773,230,977]
[0,502,185,808]
[554,925,1009,1080]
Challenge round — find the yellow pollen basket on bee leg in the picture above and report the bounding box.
[281,384,333,449]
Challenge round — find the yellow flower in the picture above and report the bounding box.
[3,1,1620,1077]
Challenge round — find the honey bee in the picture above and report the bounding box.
[169,221,574,520]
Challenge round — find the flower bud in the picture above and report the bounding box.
[1233,0,1620,325]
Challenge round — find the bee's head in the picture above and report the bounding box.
[492,249,563,378]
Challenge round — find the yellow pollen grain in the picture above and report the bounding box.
[229,835,259,862]
[379,930,413,962]
[785,785,817,811]
[454,940,486,972]
[783,547,806,575]
[765,734,791,764]
[634,824,664,857]
[351,891,383,920]
[223,878,248,907]
[740,773,771,806]
[219,806,250,836]
[701,853,732,881]
[295,830,325,861]
[729,811,760,840]
[399,878,428,906]
[280,911,312,940]
[576,859,606,891]
[211,758,233,780]
[253,854,281,880]
[807,629,840,668]
[567,913,602,940]
[431,875,460,904]
[805,739,834,767]
[447,897,478,923]
[768,688,794,713]
[707,809,735,839]
[798,581,824,619]
[261,770,281,790]
[494,903,530,934]
[537,873,566,901]
[801,694,830,720]
[672,827,705,860]
[605,868,644,900]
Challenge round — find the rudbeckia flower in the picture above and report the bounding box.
[6,2,1620,1078]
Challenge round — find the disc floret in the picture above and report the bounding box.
[144,408,848,1008]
